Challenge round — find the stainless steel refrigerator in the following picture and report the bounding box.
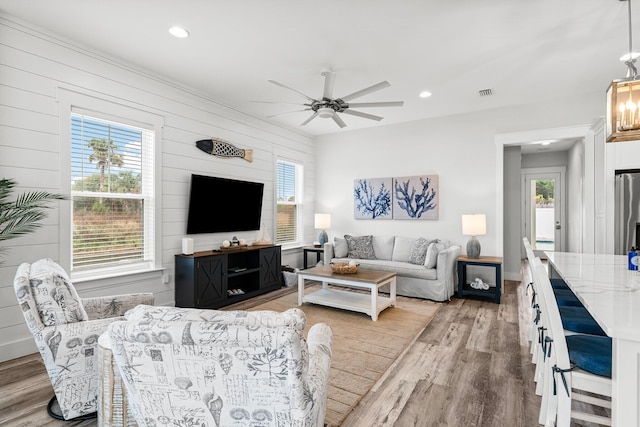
[615,170,640,254]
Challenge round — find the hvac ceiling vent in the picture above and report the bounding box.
[478,88,493,97]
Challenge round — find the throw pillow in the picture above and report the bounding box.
[409,237,432,265]
[333,237,348,258]
[424,241,446,269]
[372,235,395,260]
[344,235,376,259]
[391,236,416,262]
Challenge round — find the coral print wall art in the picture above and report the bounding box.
[393,175,439,220]
[353,177,393,220]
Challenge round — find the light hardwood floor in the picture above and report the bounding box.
[0,263,606,426]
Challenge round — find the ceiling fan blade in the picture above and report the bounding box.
[342,109,384,121]
[339,81,391,102]
[300,112,319,126]
[268,80,316,102]
[321,70,336,100]
[267,109,311,118]
[347,101,404,108]
[251,100,305,106]
[331,113,347,128]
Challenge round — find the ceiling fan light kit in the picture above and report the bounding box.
[318,107,334,118]
[607,0,640,142]
[265,69,404,128]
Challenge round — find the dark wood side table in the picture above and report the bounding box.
[457,255,503,304]
[303,246,324,269]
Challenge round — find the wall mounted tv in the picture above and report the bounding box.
[186,174,264,234]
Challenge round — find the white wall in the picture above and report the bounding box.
[315,115,498,255]
[503,146,522,278]
[567,140,585,252]
[521,151,568,169]
[0,16,314,361]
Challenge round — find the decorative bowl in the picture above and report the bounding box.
[330,262,359,274]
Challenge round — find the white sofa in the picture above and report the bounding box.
[324,235,461,302]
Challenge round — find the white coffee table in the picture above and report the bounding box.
[297,265,396,321]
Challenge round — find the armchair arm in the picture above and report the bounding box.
[305,323,333,425]
[36,317,118,361]
[436,245,461,299]
[82,293,154,320]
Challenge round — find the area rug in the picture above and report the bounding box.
[247,285,442,426]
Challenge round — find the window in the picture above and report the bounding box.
[276,159,303,246]
[70,113,155,274]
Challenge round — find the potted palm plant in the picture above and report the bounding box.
[0,178,66,260]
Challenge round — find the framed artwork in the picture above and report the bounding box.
[392,175,439,220]
[353,177,393,220]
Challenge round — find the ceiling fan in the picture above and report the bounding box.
[259,69,404,128]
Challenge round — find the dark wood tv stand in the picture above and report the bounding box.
[174,245,282,309]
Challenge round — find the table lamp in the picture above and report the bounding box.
[462,214,486,258]
[314,213,331,245]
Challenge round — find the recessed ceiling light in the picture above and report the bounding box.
[169,26,190,38]
[620,52,640,61]
[419,91,432,98]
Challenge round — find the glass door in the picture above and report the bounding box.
[523,171,564,253]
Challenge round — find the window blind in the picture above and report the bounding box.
[276,160,302,244]
[70,113,154,271]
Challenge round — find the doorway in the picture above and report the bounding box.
[522,167,565,254]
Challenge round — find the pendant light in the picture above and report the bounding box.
[607,0,640,142]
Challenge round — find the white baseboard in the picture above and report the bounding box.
[0,337,37,363]
[504,272,522,282]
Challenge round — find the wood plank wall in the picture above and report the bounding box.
[0,14,315,362]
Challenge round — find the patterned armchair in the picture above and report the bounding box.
[13,258,155,420]
[109,304,333,427]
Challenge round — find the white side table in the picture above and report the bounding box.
[98,333,138,427]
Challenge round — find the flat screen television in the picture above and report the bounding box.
[186,174,264,234]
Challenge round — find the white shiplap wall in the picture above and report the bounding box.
[0,15,315,362]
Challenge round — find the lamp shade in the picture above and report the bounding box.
[314,213,331,245]
[462,214,486,236]
[314,213,331,229]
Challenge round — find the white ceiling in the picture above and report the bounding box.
[0,0,634,137]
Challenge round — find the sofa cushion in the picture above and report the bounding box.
[28,258,88,326]
[372,235,395,260]
[331,258,438,280]
[392,236,416,262]
[345,235,376,259]
[425,241,447,268]
[334,237,348,258]
[409,237,432,265]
